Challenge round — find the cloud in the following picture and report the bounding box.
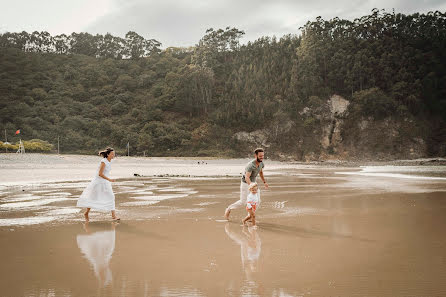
[2,0,445,46]
[0,0,115,34]
[84,0,446,47]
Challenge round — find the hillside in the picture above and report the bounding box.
[1,9,445,160]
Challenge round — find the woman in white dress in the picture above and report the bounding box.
[77,147,120,221]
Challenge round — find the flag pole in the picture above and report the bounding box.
[4,129,7,153]
[15,130,24,154]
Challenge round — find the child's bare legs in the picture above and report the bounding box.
[250,210,256,226]
[111,210,120,220]
[242,209,255,226]
[242,214,250,226]
[84,208,90,221]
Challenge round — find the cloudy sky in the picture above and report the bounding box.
[1,0,445,47]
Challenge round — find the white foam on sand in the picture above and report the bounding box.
[2,194,46,202]
[49,182,90,188]
[115,184,159,194]
[274,207,322,217]
[158,187,194,192]
[338,171,446,180]
[126,191,154,195]
[150,178,170,183]
[0,198,70,209]
[336,166,446,180]
[194,202,219,206]
[173,208,203,213]
[129,196,162,201]
[42,192,72,197]
[130,194,191,201]
[333,166,446,193]
[118,181,146,186]
[120,201,160,206]
[43,208,80,215]
[125,192,194,206]
[172,177,232,181]
[0,216,57,226]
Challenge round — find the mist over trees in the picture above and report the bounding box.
[1,9,445,158]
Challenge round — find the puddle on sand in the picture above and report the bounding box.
[0,198,71,209]
[0,216,57,226]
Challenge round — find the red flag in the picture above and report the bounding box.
[15,130,20,135]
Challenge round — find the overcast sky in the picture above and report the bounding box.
[1,0,445,47]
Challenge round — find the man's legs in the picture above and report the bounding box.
[225,181,248,219]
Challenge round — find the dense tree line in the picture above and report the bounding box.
[0,31,161,59]
[0,9,445,158]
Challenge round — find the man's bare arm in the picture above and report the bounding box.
[259,170,269,189]
[245,171,252,185]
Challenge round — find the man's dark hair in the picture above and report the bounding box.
[254,148,264,155]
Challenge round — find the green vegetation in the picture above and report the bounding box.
[0,139,53,152]
[0,9,445,158]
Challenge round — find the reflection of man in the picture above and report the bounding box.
[224,223,261,276]
[77,222,117,287]
[225,148,269,220]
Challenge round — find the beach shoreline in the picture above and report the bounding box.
[1,153,445,187]
[0,155,445,296]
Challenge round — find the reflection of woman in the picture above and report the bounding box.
[224,223,261,276]
[77,222,117,287]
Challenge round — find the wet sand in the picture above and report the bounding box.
[1,155,446,296]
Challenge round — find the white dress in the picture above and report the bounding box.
[77,158,115,211]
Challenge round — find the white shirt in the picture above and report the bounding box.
[246,191,260,209]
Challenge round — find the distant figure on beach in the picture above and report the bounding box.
[242,183,260,228]
[77,147,120,221]
[225,148,269,220]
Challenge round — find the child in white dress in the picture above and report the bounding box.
[77,147,119,221]
[242,183,260,228]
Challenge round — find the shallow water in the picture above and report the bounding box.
[0,163,445,296]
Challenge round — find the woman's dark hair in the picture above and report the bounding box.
[99,147,114,158]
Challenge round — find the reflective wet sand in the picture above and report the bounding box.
[0,159,446,296]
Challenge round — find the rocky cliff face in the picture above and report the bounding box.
[233,130,269,148]
[233,94,430,161]
[321,95,350,151]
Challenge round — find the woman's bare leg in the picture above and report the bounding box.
[84,208,90,221]
[111,210,120,220]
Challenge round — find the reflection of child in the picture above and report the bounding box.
[242,183,260,227]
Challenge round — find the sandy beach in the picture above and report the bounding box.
[1,154,446,296]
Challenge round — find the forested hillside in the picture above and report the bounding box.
[1,9,445,160]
